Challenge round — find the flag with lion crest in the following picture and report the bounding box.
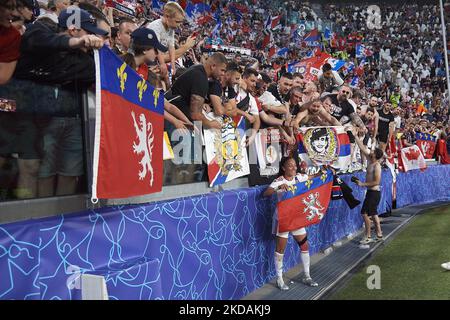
[92,46,164,201]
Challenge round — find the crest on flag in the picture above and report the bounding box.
[131,111,155,185]
[276,171,333,232]
[92,46,164,201]
[415,132,437,159]
[255,128,282,176]
[204,115,250,187]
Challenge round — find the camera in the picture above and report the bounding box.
[351,176,360,183]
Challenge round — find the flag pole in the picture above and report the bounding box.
[439,0,450,99]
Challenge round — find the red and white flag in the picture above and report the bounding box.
[92,47,164,201]
[400,145,427,172]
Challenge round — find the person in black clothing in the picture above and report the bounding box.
[0,7,105,199]
[206,61,240,117]
[14,7,106,84]
[376,101,395,151]
[169,52,227,129]
[267,72,293,104]
[163,54,228,184]
[326,85,367,144]
[326,86,365,129]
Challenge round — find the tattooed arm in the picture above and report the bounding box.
[190,94,221,129]
[349,112,367,133]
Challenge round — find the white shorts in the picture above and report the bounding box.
[277,227,306,239]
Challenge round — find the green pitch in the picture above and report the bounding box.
[330,205,450,300]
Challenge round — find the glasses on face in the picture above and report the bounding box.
[342,91,351,95]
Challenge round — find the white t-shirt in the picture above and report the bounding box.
[258,91,282,107]
[146,19,175,48]
[269,173,309,192]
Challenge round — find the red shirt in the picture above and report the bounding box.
[136,63,149,81]
[0,25,21,62]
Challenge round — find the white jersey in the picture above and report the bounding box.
[269,173,309,192]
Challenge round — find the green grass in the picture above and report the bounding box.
[330,205,450,300]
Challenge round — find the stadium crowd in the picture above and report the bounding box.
[0,0,449,201]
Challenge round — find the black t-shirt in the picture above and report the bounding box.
[327,93,355,124]
[267,84,287,103]
[207,81,237,100]
[170,64,209,120]
[377,108,395,135]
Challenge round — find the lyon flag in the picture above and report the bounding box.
[277,171,333,233]
[204,115,250,187]
[415,132,437,159]
[92,46,164,200]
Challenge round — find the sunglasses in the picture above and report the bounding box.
[342,91,351,95]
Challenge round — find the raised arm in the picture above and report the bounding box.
[319,107,341,126]
[349,111,366,131]
[353,129,371,157]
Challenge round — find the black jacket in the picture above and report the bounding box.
[14,19,95,86]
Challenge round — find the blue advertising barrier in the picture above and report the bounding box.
[396,165,450,208]
[2,166,448,300]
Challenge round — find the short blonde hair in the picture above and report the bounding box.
[164,2,185,17]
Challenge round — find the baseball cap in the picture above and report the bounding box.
[130,28,168,52]
[58,7,108,36]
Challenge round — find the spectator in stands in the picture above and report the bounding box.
[1,6,105,199]
[40,0,69,23]
[436,131,450,165]
[78,2,112,46]
[318,62,344,93]
[121,28,167,80]
[293,100,341,128]
[236,68,261,146]
[36,7,106,197]
[113,17,137,55]
[267,72,293,104]
[377,102,395,152]
[168,52,227,129]
[263,157,320,290]
[0,0,21,85]
[146,1,186,79]
[8,0,38,38]
[302,81,319,103]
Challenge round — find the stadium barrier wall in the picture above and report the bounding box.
[396,164,450,208]
[2,166,449,300]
